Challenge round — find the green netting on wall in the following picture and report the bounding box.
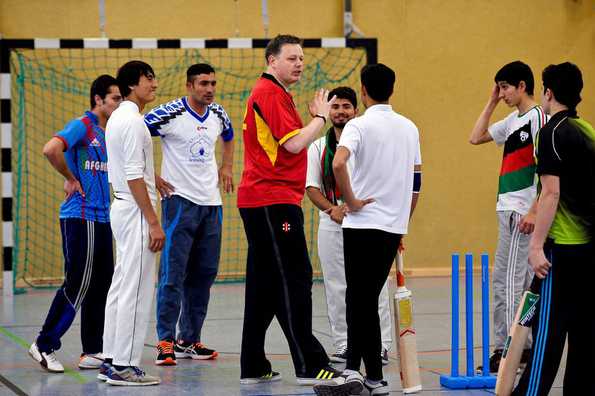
[10,46,366,286]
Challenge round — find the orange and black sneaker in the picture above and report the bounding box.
[174,340,218,360]
[155,340,177,366]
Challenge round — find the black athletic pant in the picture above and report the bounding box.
[344,228,401,381]
[37,219,114,354]
[239,204,329,378]
[512,241,595,396]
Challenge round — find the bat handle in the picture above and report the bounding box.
[396,251,405,287]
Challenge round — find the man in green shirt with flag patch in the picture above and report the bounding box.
[512,62,595,396]
[469,61,547,372]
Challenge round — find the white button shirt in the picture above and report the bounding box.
[106,100,157,204]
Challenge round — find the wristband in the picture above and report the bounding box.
[315,114,327,123]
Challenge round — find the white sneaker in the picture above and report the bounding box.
[79,353,105,369]
[28,343,64,373]
[364,378,389,396]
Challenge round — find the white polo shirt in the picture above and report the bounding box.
[338,104,421,234]
[144,97,233,206]
[306,134,354,231]
[106,100,157,204]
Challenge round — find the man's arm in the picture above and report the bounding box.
[219,137,234,193]
[306,187,345,225]
[519,198,538,234]
[332,146,374,212]
[528,175,559,279]
[128,178,165,252]
[123,120,165,252]
[469,84,500,145]
[42,137,84,198]
[283,89,335,154]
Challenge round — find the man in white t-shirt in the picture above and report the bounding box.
[314,64,421,396]
[306,86,393,366]
[469,61,546,372]
[144,63,234,366]
[102,60,163,386]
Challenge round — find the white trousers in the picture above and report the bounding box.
[103,198,156,367]
[318,227,392,350]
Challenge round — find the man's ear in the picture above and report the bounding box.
[518,80,526,93]
[94,94,103,107]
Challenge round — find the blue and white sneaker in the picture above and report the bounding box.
[106,366,160,386]
[97,361,112,381]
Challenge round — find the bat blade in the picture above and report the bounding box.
[394,251,422,394]
[495,291,540,396]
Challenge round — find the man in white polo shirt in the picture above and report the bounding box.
[306,86,393,366]
[144,63,234,366]
[314,64,422,396]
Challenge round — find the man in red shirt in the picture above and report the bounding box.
[238,34,338,386]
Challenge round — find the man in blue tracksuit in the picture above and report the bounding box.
[28,75,122,373]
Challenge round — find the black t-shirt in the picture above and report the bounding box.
[536,110,595,243]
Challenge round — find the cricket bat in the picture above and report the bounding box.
[394,250,422,394]
[495,290,540,396]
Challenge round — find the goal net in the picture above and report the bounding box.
[6,40,370,286]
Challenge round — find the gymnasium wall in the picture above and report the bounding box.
[1,0,593,273]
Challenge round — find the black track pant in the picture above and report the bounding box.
[344,228,401,381]
[513,241,595,396]
[37,219,114,354]
[239,204,329,378]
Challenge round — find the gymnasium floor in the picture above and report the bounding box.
[0,277,565,395]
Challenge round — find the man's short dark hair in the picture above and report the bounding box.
[329,86,357,109]
[264,34,301,64]
[187,63,215,83]
[116,60,155,98]
[542,62,583,111]
[361,63,396,102]
[494,61,534,96]
[90,74,118,109]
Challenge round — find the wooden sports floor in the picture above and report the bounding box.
[0,277,566,395]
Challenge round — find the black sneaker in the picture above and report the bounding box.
[296,366,342,385]
[240,371,282,384]
[155,340,177,366]
[476,349,503,373]
[313,370,364,395]
[330,345,348,363]
[174,340,218,360]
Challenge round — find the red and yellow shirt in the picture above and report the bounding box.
[237,73,306,208]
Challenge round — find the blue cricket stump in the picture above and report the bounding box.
[439,253,497,389]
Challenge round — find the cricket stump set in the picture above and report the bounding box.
[394,252,537,394]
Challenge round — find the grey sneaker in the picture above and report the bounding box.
[313,370,364,395]
[107,366,160,386]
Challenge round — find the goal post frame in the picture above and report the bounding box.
[0,36,378,295]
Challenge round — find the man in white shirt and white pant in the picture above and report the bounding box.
[101,60,164,386]
[314,64,422,396]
